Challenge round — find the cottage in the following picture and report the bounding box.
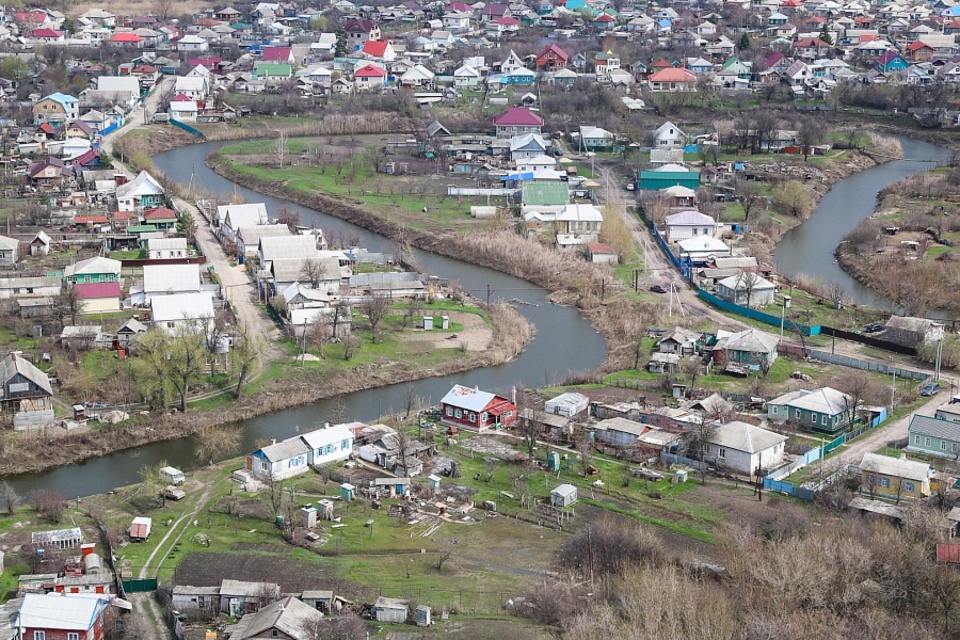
[712,328,778,369]
[33,92,79,125]
[536,44,568,71]
[150,292,214,335]
[908,414,960,458]
[440,384,516,432]
[65,256,121,284]
[550,483,577,507]
[493,107,543,139]
[593,417,648,447]
[647,67,697,92]
[28,158,67,192]
[16,593,112,640]
[246,436,311,480]
[29,230,51,257]
[703,421,787,476]
[664,210,715,243]
[220,579,281,616]
[716,273,776,308]
[115,170,165,212]
[300,423,353,468]
[140,264,201,303]
[0,353,54,431]
[860,452,932,500]
[228,596,323,639]
[75,282,122,314]
[767,387,855,434]
[0,276,61,300]
[676,236,731,264]
[577,126,613,151]
[884,316,944,349]
[656,327,702,355]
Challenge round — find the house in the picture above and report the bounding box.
[647,67,697,92]
[716,273,776,308]
[300,423,354,468]
[877,51,909,74]
[577,126,614,151]
[536,44,568,71]
[556,204,603,238]
[654,121,687,148]
[142,207,178,230]
[936,402,960,424]
[676,235,731,264]
[16,593,112,640]
[440,384,516,432]
[150,292,214,335]
[664,210,715,243]
[702,421,787,476]
[859,452,932,500]
[344,18,381,49]
[711,328,778,369]
[60,325,105,350]
[454,64,481,88]
[767,387,855,434]
[493,107,543,139]
[75,282,122,314]
[177,34,209,52]
[907,414,960,458]
[509,132,548,161]
[217,202,268,234]
[220,579,281,617]
[116,318,148,346]
[550,483,578,507]
[168,95,199,121]
[639,164,700,191]
[246,435,311,480]
[354,64,387,90]
[593,416,649,447]
[656,327,702,355]
[595,50,620,76]
[65,257,121,285]
[261,45,294,64]
[115,170,165,212]
[544,392,589,417]
[236,225,291,260]
[146,237,187,259]
[884,316,944,349]
[28,158,67,192]
[34,93,79,126]
[0,353,53,429]
[0,276,60,300]
[228,596,323,640]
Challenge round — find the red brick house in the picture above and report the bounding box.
[16,592,113,640]
[441,384,516,432]
[536,44,569,71]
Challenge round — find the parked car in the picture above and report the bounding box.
[921,382,941,397]
[163,485,186,501]
[626,183,635,191]
[649,284,668,294]
[864,322,885,333]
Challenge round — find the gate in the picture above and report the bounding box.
[122,578,158,593]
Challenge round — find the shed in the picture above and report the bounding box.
[301,590,334,613]
[415,604,432,626]
[544,392,589,417]
[31,527,82,549]
[372,596,409,623]
[82,552,103,575]
[129,516,152,541]
[550,483,578,507]
[340,483,355,501]
[427,474,442,491]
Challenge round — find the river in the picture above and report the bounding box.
[4,140,607,498]
[774,136,952,308]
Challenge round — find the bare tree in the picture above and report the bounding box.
[276,205,301,233]
[311,320,332,359]
[436,540,455,571]
[0,480,19,514]
[361,293,392,342]
[393,427,412,477]
[194,424,242,466]
[29,489,66,523]
[168,318,208,412]
[273,129,288,167]
[737,179,765,222]
[299,258,328,289]
[153,0,176,23]
[231,322,265,399]
[682,357,701,393]
[330,303,350,339]
[265,475,285,518]
[54,285,83,327]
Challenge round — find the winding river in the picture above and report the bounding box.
[4,140,607,498]
[774,136,952,308]
[5,135,951,497]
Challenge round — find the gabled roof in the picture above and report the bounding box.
[648,67,696,82]
[150,292,214,323]
[116,170,164,198]
[17,593,110,632]
[714,328,778,354]
[255,436,310,463]
[355,64,386,78]
[362,40,390,57]
[300,423,353,450]
[0,352,52,395]
[230,596,322,640]
[143,264,200,294]
[261,45,292,62]
[143,206,177,221]
[665,210,713,226]
[909,414,960,442]
[75,282,121,299]
[66,256,121,277]
[860,452,931,482]
[493,106,543,127]
[441,384,507,412]
[538,44,568,62]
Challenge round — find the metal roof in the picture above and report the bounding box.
[860,452,932,482]
[707,421,786,454]
[17,593,109,632]
[143,264,201,294]
[909,414,960,443]
[441,384,503,413]
[0,353,52,396]
[150,292,214,323]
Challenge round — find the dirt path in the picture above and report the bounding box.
[99,77,173,162]
[138,483,217,580]
[397,310,491,351]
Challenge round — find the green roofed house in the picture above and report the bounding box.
[640,163,701,191]
[127,224,157,234]
[255,62,293,78]
[522,181,570,206]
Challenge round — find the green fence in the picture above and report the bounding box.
[122,578,158,593]
[697,289,821,336]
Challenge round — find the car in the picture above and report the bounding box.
[85,401,107,409]
[864,322,885,333]
[626,183,635,191]
[649,284,669,294]
[163,485,186,501]
[921,382,941,397]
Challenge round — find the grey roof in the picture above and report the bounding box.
[909,414,960,442]
[769,387,852,416]
[219,579,280,599]
[236,224,291,245]
[115,170,164,198]
[0,276,61,290]
[707,421,786,454]
[259,235,318,262]
[594,416,647,437]
[17,593,108,631]
[860,452,931,482]
[270,257,340,284]
[0,235,19,252]
[143,264,200,294]
[146,238,187,251]
[231,596,322,639]
[30,527,82,545]
[551,483,577,497]
[257,436,310,463]
[0,353,52,396]
[714,329,778,355]
[172,585,221,596]
[150,292,214,323]
[65,256,121,277]
[717,273,775,292]
[886,315,942,334]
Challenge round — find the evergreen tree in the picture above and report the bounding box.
[819,24,834,46]
[739,33,750,51]
[334,27,348,58]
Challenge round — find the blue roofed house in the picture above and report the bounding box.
[33,92,79,125]
[907,414,960,458]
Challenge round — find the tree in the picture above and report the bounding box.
[265,475,285,518]
[154,0,175,22]
[330,303,350,339]
[132,329,172,409]
[0,480,19,515]
[29,489,66,523]
[299,258,328,289]
[733,272,763,308]
[273,129,287,167]
[299,613,366,640]
[683,357,701,393]
[393,427,412,477]
[311,320,332,359]
[176,211,197,241]
[819,24,834,46]
[436,540,455,571]
[277,205,301,233]
[772,180,814,219]
[797,118,825,161]
[194,424,242,466]
[334,27,348,58]
[0,57,30,84]
[167,319,208,412]
[360,293,391,342]
[231,322,265,399]
[739,33,750,51]
[54,285,84,327]
[737,179,765,222]
[139,460,167,508]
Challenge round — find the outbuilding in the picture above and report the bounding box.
[551,483,578,507]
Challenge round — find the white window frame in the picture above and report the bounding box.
[67,634,79,640]
[34,632,46,640]
[718,447,726,458]
[926,437,932,447]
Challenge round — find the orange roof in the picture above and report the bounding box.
[648,67,696,83]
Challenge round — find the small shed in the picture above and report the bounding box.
[372,596,410,623]
[317,499,334,520]
[130,516,152,541]
[550,483,578,507]
[340,483,356,501]
[301,505,317,529]
[83,552,103,575]
[415,604,432,626]
[427,474,442,491]
[301,590,334,613]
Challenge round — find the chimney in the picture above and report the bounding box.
[271,438,277,445]
[512,386,516,405]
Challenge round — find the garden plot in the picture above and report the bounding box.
[460,437,521,459]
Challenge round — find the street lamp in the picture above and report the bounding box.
[779,294,791,344]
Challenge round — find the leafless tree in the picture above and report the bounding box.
[361,293,391,342]
[330,303,350,339]
[311,320,332,359]
[299,613,367,640]
[342,335,361,360]
[231,322,266,399]
[194,424,242,466]
[682,357,701,393]
[393,427,412,477]
[265,475,285,518]
[277,205,301,233]
[826,280,846,309]
[0,480,19,514]
[54,285,83,327]
[436,540,455,571]
[299,258,328,289]
[273,129,288,167]
[402,298,425,328]
[29,489,66,523]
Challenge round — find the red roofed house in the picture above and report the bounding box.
[261,46,294,64]
[75,281,122,314]
[17,593,113,640]
[493,106,544,138]
[142,206,178,230]
[651,58,674,71]
[536,44,569,71]
[441,384,517,432]
[907,40,935,62]
[945,19,960,35]
[586,242,619,264]
[74,214,110,225]
[647,67,697,92]
[28,28,65,43]
[593,13,616,28]
[361,39,396,62]
[354,64,387,90]
[793,37,832,60]
[110,31,144,46]
[14,11,48,27]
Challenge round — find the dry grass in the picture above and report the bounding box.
[866,132,903,160]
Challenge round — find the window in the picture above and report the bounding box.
[469,412,476,423]
[811,413,817,424]
[926,437,932,447]
[795,409,801,419]
[260,461,268,471]
[880,477,890,488]
[34,633,45,640]
[914,435,920,444]
[341,439,350,450]
[821,415,828,426]
[692,227,697,235]
[445,406,452,417]
[481,412,488,423]
[902,481,915,493]
[718,447,726,458]
[455,409,462,419]
[943,441,948,451]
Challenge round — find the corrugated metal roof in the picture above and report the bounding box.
[143,264,200,294]
[860,452,932,482]
[937,543,960,563]
[909,414,960,443]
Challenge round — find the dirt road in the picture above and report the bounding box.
[99,76,173,164]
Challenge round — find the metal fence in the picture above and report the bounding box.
[762,477,816,501]
[660,451,708,470]
[697,289,820,336]
[122,578,159,593]
[819,326,917,356]
[806,350,929,380]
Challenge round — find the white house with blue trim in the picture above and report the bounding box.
[246,424,355,480]
[301,423,354,467]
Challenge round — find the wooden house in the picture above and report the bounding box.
[440,384,516,432]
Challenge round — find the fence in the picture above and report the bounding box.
[98,121,121,137]
[806,350,929,380]
[762,477,816,500]
[697,289,820,336]
[767,445,823,481]
[819,326,917,356]
[660,451,708,470]
[446,187,515,196]
[169,119,206,139]
[650,226,688,275]
[122,578,159,593]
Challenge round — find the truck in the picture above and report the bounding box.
[160,466,185,485]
